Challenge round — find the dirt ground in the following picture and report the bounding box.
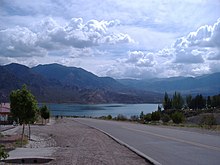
[6,118,149,165]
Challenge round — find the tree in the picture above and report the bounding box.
[206,96,211,108]
[190,94,206,110]
[186,95,192,109]
[163,92,172,110]
[211,94,220,108]
[139,111,144,121]
[10,85,38,146]
[40,105,50,124]
[0,145,8,160]
[172,92,184,110]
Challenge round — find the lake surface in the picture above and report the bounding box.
[44,103,159,118]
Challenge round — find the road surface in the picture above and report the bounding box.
[75,118,220,165]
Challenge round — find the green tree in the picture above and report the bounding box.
[211,94,220,108]
[40,105,50,124]
[0,145,9,160]
[190,94,206,109]
[139,111,144,121]
[206,96,211,108]
[186,95,192,109]
[163,92,172,110]
[10,85,38,146]
[172,92,184,110]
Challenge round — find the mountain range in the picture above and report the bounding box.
[0,63,160,103]
[118,73,220,96]
[0,63,219,104]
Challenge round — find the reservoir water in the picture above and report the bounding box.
[44,103,159,118]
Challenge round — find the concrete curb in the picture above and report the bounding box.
[75,119,162,165]
[2,156,54,164]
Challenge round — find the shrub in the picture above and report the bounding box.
[130,115,139,121]
[151,111,161,121]
[161,114,171,123]
[144,113,152,122]
[200,114,216,127]
[171,111,185,124]
[0,145,9,160]
[107,115,112,120]
[116,114,127,121]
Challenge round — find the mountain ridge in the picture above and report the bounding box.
[118,72,220,95]
[0,63,161,103]
[1,63,219,103]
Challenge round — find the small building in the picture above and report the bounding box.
[0,103,11,124]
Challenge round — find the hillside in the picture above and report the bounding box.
[118,73,220,95]
[0,63,161,103]
[32,63,126,91]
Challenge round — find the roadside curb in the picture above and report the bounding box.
[75,118,162,165]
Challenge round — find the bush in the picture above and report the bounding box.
[106,115,112,120]
[161,114,170,123]
[0,145,9,160]
[144,113,152,122]
[171,111,185,124]
[130,115,139,121]
[151,111,161,121]
[115,114,127,121]
[200,114,216,126]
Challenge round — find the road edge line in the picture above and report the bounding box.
[75,119,162,165]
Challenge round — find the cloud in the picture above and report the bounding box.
[1,0,220,79]
[175,18,220,49]
[125,51,156,67]
[103,18,220,79]
[172,19,220,64]
[0,26,47,57]
[0,17,133,58]
[174,49,204,64]
[207,50,220,60]
[37,17,132,49]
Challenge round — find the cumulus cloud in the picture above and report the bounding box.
[0,17,133,58]
[173,18,220,63]
[103,18,220,79]
[0,26,47,57]
[125,51,156,67]
[174,49,204,64]
[38,17,132,48]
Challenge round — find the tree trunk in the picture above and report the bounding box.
[28,123,31,140]
[21,124,25,147]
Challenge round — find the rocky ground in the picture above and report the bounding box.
[1,118,149,165]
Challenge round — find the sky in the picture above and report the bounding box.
[0,0,220,79]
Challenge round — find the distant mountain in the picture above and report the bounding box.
[118,72,220,96]
[32,63,125,91]
[0,63,161,103]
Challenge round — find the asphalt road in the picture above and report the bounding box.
[75,118,220,165]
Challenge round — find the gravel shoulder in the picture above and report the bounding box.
[2,118,149,165]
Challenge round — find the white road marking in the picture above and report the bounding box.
[123,127,220,152]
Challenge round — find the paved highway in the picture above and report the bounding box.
[75,118,220,165]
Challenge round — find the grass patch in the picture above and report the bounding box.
[14,136,28,148]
